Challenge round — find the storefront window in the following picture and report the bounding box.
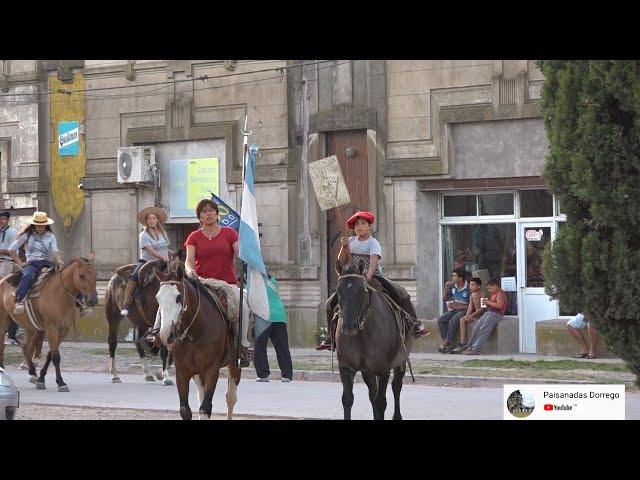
[479,193,514,215]
[442,224,518,314]
[520,190,553,217]
[443,195,476,216]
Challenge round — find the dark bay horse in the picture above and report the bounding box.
[335,263,414,420]
[154,267,241,420]
[0,256,99,391]
[104,252,184,385]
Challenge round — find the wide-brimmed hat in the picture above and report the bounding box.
[138,206,167,225]
[28,211,54,225]
[346,211,375,229]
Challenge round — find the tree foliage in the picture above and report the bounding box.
[539,61,640,384]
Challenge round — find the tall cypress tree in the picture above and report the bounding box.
[539,61,640,384]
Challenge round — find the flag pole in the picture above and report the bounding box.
[237,112,251,368]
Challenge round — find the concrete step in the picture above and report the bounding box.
[536,319,617,358]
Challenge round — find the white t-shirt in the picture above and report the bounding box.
[139,230,169,262]
[348,235,383,276]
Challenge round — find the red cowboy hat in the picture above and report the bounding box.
[346,211,375,229]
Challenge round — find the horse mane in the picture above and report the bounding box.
[59,257,92,273]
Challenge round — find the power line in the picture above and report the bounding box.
[0,60,334,98]
[0,60,345,105]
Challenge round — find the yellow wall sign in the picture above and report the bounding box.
[188,158,219,208]
[170,158,219,217]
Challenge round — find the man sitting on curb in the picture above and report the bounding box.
[436,269,470,354]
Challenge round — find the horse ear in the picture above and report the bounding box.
[175,264,184,280]
[89,251,96,262]
[177,248,185,260]
[154,268,169,283]
[358,260,365,275]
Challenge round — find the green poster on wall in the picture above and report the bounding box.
[187,158,219,209]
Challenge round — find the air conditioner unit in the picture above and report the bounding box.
[116,146,155,184]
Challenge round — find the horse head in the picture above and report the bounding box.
[336,260,370,336]
[154,266,189,346]
[167,249,186,279]
[71,254,98,307]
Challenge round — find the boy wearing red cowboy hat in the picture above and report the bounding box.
[316,210,428,350]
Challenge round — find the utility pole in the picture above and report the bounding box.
[298,75,311,264]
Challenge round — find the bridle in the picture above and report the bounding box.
[336,274,373,331]
[160,278,201,342]
[58,259,93,309]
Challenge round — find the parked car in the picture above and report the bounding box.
[0,367,19,420]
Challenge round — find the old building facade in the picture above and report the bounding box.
[1,60,568,352]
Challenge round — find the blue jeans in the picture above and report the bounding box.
[16,260,55,303]
[129,259,147,281]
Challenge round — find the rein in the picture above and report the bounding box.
[160,279,201,342]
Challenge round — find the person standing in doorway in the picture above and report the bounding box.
[254,272,293,383]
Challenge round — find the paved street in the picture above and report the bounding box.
[6,367,640,420]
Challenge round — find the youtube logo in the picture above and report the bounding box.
[544,404,553,411]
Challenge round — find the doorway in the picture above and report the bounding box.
[518,222,557,352]
[325,130,368,294]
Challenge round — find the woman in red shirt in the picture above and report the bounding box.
[184,198,250,366]
[184,199,239,284]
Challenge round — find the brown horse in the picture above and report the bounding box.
[0,256,98,391]
[335,262,413,420]
[104,251,184,385]
[154,267,242,420]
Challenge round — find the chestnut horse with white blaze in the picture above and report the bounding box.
[154,267,241,420]
[0,256,98,391]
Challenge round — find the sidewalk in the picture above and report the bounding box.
[11,341,634,390]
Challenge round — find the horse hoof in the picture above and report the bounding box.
[28,375,38,384]
[162,378,174,386]
[58,385,70,392]
[111,377,122,384]
[36,381,46,390]
[144,375,155,382]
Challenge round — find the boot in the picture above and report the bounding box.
[398,296,429,337]
[120,279,138,316]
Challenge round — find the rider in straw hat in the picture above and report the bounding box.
[120,206,172,317]
[9,212,64,315]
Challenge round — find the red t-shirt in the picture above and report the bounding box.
[184,227,239,284]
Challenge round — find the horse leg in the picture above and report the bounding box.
[339,365,356,420]
[192,374,205,420]
[22,329,39,384]
[159,346,174,386]
[176,369,192,421]
[361,370,380,420]
[35,351,52,389]
[391,364,405,421]
[134,334,155,382]
[374,372,391,420]
[48,333,69,392]
[226,363,242,420]
[34,330,44,362]
[199,368,220,420]
[0,312,7,369]
[107,313,122,383]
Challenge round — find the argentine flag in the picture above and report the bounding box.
[239,144,270,320]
